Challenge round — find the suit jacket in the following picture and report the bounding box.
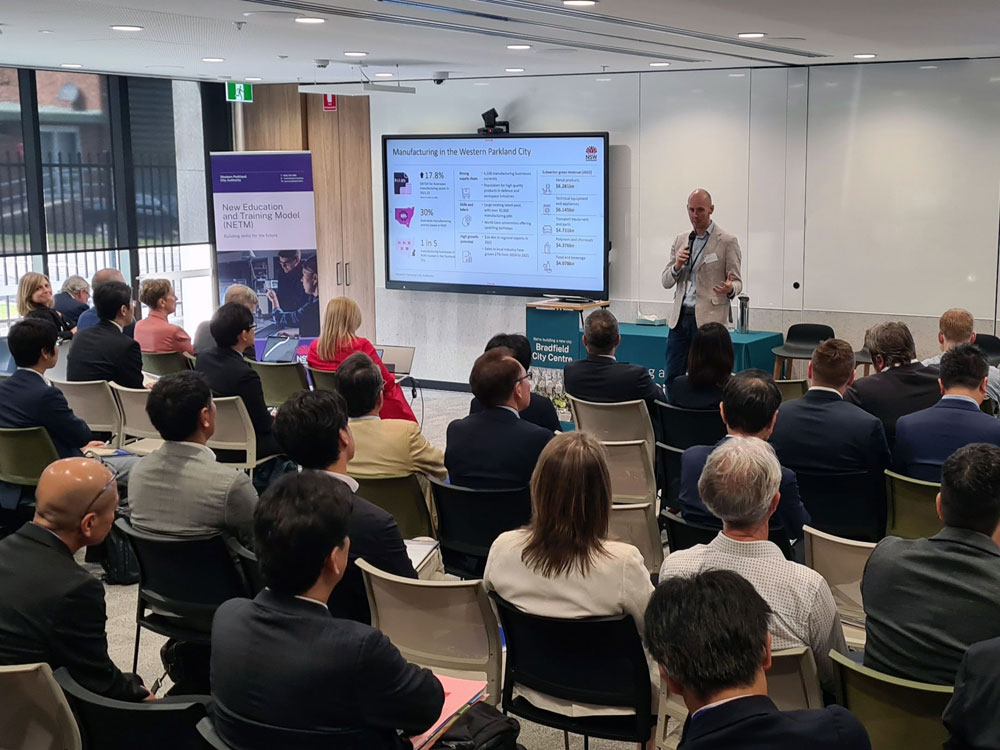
[66,319,144,389]
[0,523,147,701]
[679,695,870,750]
[469,392,561,432]
[195,346,280,458]
[944,637,1000,750]
[445,407,554,489]
[193,321,255,360]
[128,441,258,548]
[347,417,447,481]
[844,362,941,445]
[53,292,89,327]
[862,526,1000,685]
[327,474,418,624]
[894,397,1000,482]
[770,388,891,475]
[661,224,743,329]
[27,306,74,341]
[679,437,810,542]
[76,307,135,338]
[563,354,665,413]
[0,368,91,458]
[667,375,725,411]
[211,589,444,750]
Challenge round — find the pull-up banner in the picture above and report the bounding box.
[209,151,321,349]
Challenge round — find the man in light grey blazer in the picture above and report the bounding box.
[662,188,743,386]
[128,370,257,548]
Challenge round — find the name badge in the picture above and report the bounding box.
[703,253,719,264]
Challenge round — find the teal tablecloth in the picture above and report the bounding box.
[612,323,784,385]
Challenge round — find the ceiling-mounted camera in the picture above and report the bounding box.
[314,58,330,69]
[432,71,449,85]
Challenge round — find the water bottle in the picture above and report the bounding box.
[737,295,750,333]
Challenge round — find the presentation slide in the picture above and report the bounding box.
[383,133,608,297]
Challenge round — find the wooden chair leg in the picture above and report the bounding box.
[863,363,871,377]
[773,356,784,380]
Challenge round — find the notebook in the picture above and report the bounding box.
[409,675,488,750]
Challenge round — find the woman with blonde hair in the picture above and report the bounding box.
[307,296,416,422]
[483,432,657,727]
[18,272,74,340]
[134,278,193,355]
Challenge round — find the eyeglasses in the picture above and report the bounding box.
[516,374,531,384]
[80,468,119,518]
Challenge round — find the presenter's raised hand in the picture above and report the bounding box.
[713,272,735,296]
[674,245,691,271]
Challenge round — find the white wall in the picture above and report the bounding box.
[368,60,1000,383]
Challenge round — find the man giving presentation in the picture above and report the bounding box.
[662,188,743,386]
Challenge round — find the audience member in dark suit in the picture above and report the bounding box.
[75,268,136,338]
[771,337,891,477]
[0,458,148,701]
[193,284,258,358]
[679,370,809,545]
[894,344,1000,482]
[67,281,143,389]
[943,637,1000,750]
[195,302,280,460]
[210,471,443,749]
[274,389,417,624]
[446,347,554,489]
[0,319,94,459]
[469,332,561,432]
[563,308,664,412]
[668,322,733,410]
[844,321,941,445]
[862,443,1000,685]
[53,275,90,327]
[644,569,870,750]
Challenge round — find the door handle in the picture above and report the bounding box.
[336,262,342,285]
[345,262,351,286]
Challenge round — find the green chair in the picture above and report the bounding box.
[0,427,59,487]
[776,379,808,402]
[830,650,952,750]
[140,351,191,376]
[352,474,435,539]
[247,360,310,408]
[884,470,942,539]
[307,366,339,393]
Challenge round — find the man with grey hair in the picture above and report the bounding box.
[75,267,135,337]
[53,275,90,327]
[845,321,940,445]
[660,436,847,695]
[563,308,663,412]
[193,284,259,358]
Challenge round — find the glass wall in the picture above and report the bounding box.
[0,69,28,255]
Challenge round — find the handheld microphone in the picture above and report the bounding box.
[686,230,697,268]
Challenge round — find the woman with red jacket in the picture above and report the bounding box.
[307,297,416,422]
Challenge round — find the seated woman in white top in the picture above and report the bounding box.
[483,431,657,733]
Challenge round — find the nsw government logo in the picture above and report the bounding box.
[585,145,598,161]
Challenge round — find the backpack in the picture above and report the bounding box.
[434,702,524,750]
[100,507,140,585]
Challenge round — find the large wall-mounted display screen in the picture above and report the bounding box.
[383,133,609,298]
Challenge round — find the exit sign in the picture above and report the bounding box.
[226,82,254,102]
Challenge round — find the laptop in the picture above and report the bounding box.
[261,335,300,363]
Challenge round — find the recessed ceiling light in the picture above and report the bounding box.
[595,77,611,82]
[202,57,225,63]
[738,32,766,39]
[563,0,597,5]
[246,77,263,81]
[990,76,1000,83]
[294,17,325,24]
[344,51,368,57]
[60,63,83,69]
[506,44,531,50]
[110,25,143,31]
[728,73,746,77]
[505,68,525,73]
[39,30,55,34]
[649,62,670,67]
[375,72,393,77]
[919,65,938,70]
[474,82,489,86]
[853,53,877,59]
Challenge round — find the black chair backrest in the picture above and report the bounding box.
[663,509,717,551]
[656,442,684,511]
[655,401,726,450]
[794,470,886,542]
[54,667,210,750]
[490,593,652,738]
[786,324,835,347]
[429,478,531,578]
[975,333,1000,367]
[116,518,250,621]
[226,537,264,595]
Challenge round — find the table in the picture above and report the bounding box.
[614,323,784,385]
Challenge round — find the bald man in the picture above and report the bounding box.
[662,189,743,387]
[0,458,148,701]
[76,267,136,337]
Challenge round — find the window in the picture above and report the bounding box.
[0,69,28,256]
